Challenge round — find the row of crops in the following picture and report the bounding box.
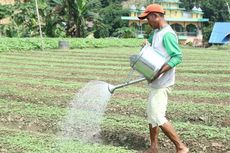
[0,38,143,52]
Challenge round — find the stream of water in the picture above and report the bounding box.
[59,80,112,143]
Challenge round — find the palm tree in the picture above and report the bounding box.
[65,0,100,37]
[64,0,87,37]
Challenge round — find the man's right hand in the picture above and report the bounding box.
[142,39,150,47]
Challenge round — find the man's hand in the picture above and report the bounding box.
[142,39,150,47]
[147,63,172,83]
[147,70,161,83]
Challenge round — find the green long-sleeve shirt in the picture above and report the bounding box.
[148,32,182,68]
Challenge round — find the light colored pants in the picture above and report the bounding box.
[147,87,171,128]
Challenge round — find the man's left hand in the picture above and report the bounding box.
[148,63,172,83]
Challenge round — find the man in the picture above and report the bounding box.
[138,4,189,153]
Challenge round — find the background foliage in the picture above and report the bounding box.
[0,0,129,38]
[0,0,230,40]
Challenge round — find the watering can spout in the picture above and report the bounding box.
[108,77,146,94]
[108,84,116,94]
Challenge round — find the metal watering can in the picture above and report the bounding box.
[108,45,166,94]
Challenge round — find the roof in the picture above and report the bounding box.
[209,22,230,44]
[121,16,209,22]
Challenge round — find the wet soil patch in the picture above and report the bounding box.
[0,115,60,134]
[100,129,230,153]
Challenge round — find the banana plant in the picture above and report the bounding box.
[65,0,101,37]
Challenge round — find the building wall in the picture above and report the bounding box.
[165,10,203,19]
[0,0,15,4]
[159,2,179,9]
[165,10,183,18]
[0,0,26,5]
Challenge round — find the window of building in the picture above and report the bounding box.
[186,24,198,36]
[171,23,184,34]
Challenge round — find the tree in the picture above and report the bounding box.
[64,0,102,37]
[43,0,67,37]
[0,0,130,38]
[94,3,129,38]
[0,4,13,19]
[112,27,136,38]
[0,0,65,37]
[0,0,103,38]
[201,0,230,41]
[1,1,39,37]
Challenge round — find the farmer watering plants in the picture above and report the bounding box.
[138,4,189,153]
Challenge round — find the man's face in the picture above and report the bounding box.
[146,13,160,29]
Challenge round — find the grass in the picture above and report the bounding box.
[0,46,230,152]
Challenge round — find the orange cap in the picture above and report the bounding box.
[138,4,165,20]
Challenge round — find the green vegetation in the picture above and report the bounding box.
[0,0,129,38]
[0,38,142,52]
[0,46,230,152]
[1,0,230,40]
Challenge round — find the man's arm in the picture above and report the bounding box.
[163,32,182,68]
[150,32,182,82]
